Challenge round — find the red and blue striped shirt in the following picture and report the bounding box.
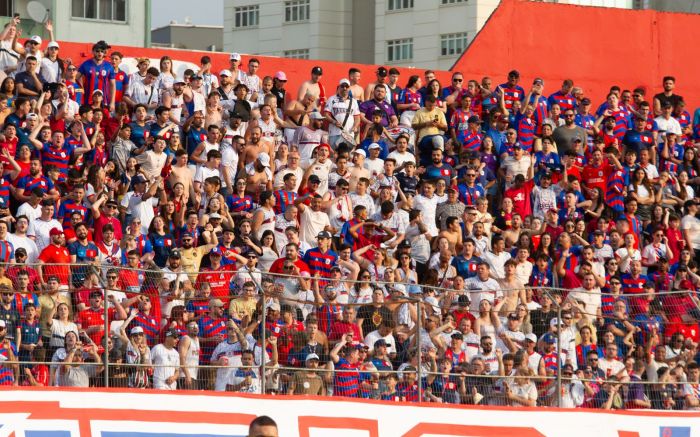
[78,59,115,104]
[273,190,298,214]
[333,357,360,397]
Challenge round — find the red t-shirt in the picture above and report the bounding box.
[196,265,237,304]
[93,215,123,244]
[76,306,116,345]
[268,258,310,275]
[582,162,612,194]
[38,244,71,285]
[504,179,533,219]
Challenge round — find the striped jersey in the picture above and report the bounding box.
[333,357,360,397]
[0,341,16,385]
[273,190,298,214]
[78,59,115,104]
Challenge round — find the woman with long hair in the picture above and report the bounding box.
[48,303,78,352]
[158,55,175,98]
[628,167,657,225]
[148,215,175,268]
[397,74,423,125]
[351,269,375,304]
[158,199,178,235]
[258,230,278,272]
[425,79,447,113]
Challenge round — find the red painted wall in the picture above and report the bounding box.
[452,0,700,109]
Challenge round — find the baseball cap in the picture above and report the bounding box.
[309,111,325,120]
[14,248,27,257]
[451,332,464,340]
[305,353,320,362]
[165,328,179,338]
[467,115,480,124]
[543,333,557,344]
[684,199,698,209]
[311,66,323,75]
[374,339,388,348]
[457,294,469,306]
[92,89,104,96]
[208,212,222,220]
[581,97,592,105]
[29,35,42,45]
[208,298,224,308]
[274,71,287,81]
[0,320,5,328]
[550,317,561,327]
[47,41,59,49]
[219,69,232,77]
[377,67,388,77]
[339,78,350,86]
[353,149,366,157]
[229,52,242,61]
[268,301,281,312]
[257,152,271,167]
[168,250,181,259]
[525,333,537,343]
[209,246,223,256]
[308,174,321,184]
[49,227,63,237]
[130,326,144,335]
[317,230,333,239]
[368,142,381,150]
[132,174,147,185]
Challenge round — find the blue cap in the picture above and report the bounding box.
[543,333,557,344]
[210,246,223,256]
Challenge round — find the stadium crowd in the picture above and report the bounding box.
[0,19,698,409]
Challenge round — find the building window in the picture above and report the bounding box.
[234,5,259,28]
[387,0,413,11]
[284,49,310,59]
[440,0,465,4]
[440,32,469,56]
[0,0,13,17]
[386,38,413,62]
[71,0,127,22]
[285,0,310,22]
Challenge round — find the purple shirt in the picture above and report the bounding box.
[359,99,396,127]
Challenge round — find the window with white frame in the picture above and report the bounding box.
[440,32,469,56]
[285,0,310,22]
[72,0,127,22]
[441,0,465,4]
[386,38,413,62]
[234,5,259,28]
[387,0,413,11]
[284,49,310,60]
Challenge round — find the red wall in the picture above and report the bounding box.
[452,0,700,109]
[54,0,700,109]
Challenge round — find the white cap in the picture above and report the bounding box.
[353,149,366,157]
[525,333,537,343]
[0,319,5,328]
[305,353,320,362]
[267,301,280,311]
[257,152,271,167]
[29,35,42,45]
[47,41,59,49]
[209,212,222,220]
[368,142,381,150]
[338,78,350,86]
[229,52,242,61]
[130,326,144,335]
[550,317,560,327]
[219,69,232,77]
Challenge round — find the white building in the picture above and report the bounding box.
[0,0,151,47]
[224,0,641,68]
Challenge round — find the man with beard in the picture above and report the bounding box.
[284,91,317,142]
[423,148,456,186]
[216,69,236,112]
[179,230,218,284]
[77,40,116,109]
[292,111,329,168]
[76,290,127,346]
[183,111,207,163]
[68,222,99,289]
[91,194,122,244]
[15,158,58,202]
[244,153,273,201]
[37,227,70,288]
[269,242,310,275]
[239,126,273,170]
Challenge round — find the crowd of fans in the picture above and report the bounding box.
[0,19,698,409]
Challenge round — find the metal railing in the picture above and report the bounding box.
[1,262,698,410]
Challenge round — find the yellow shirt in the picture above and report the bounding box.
[229,297,257,320]
[180,246,209,283]
[412,107,447,140]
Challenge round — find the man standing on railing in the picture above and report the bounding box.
[178,321,200,390]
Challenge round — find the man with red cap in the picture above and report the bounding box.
[37,227,71,288]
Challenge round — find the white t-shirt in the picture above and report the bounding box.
[150,343,181,390]
[300,206,331,246]
[27,218,62,253]
[17,202,41,223]
[597,357,627,379]
[324,95,359,137]
[464,277,502,314]
[210,336,255,391]
[681,214,700,250]
[121,192,158,234]
[7,233,39,263]
[413,194,439,237]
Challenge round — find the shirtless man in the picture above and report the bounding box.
[436,216,462,255]
[347,149,370,192]
[284,92,317,143]
[348,68,364,102]
[204,92,224,129]
[499,259,526,316]
[245,153,273,200]
[297,66,326,109]
[502,213,524,250]
[168,149,194,203]
[292,112,328,168]
[238,126,273,173]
